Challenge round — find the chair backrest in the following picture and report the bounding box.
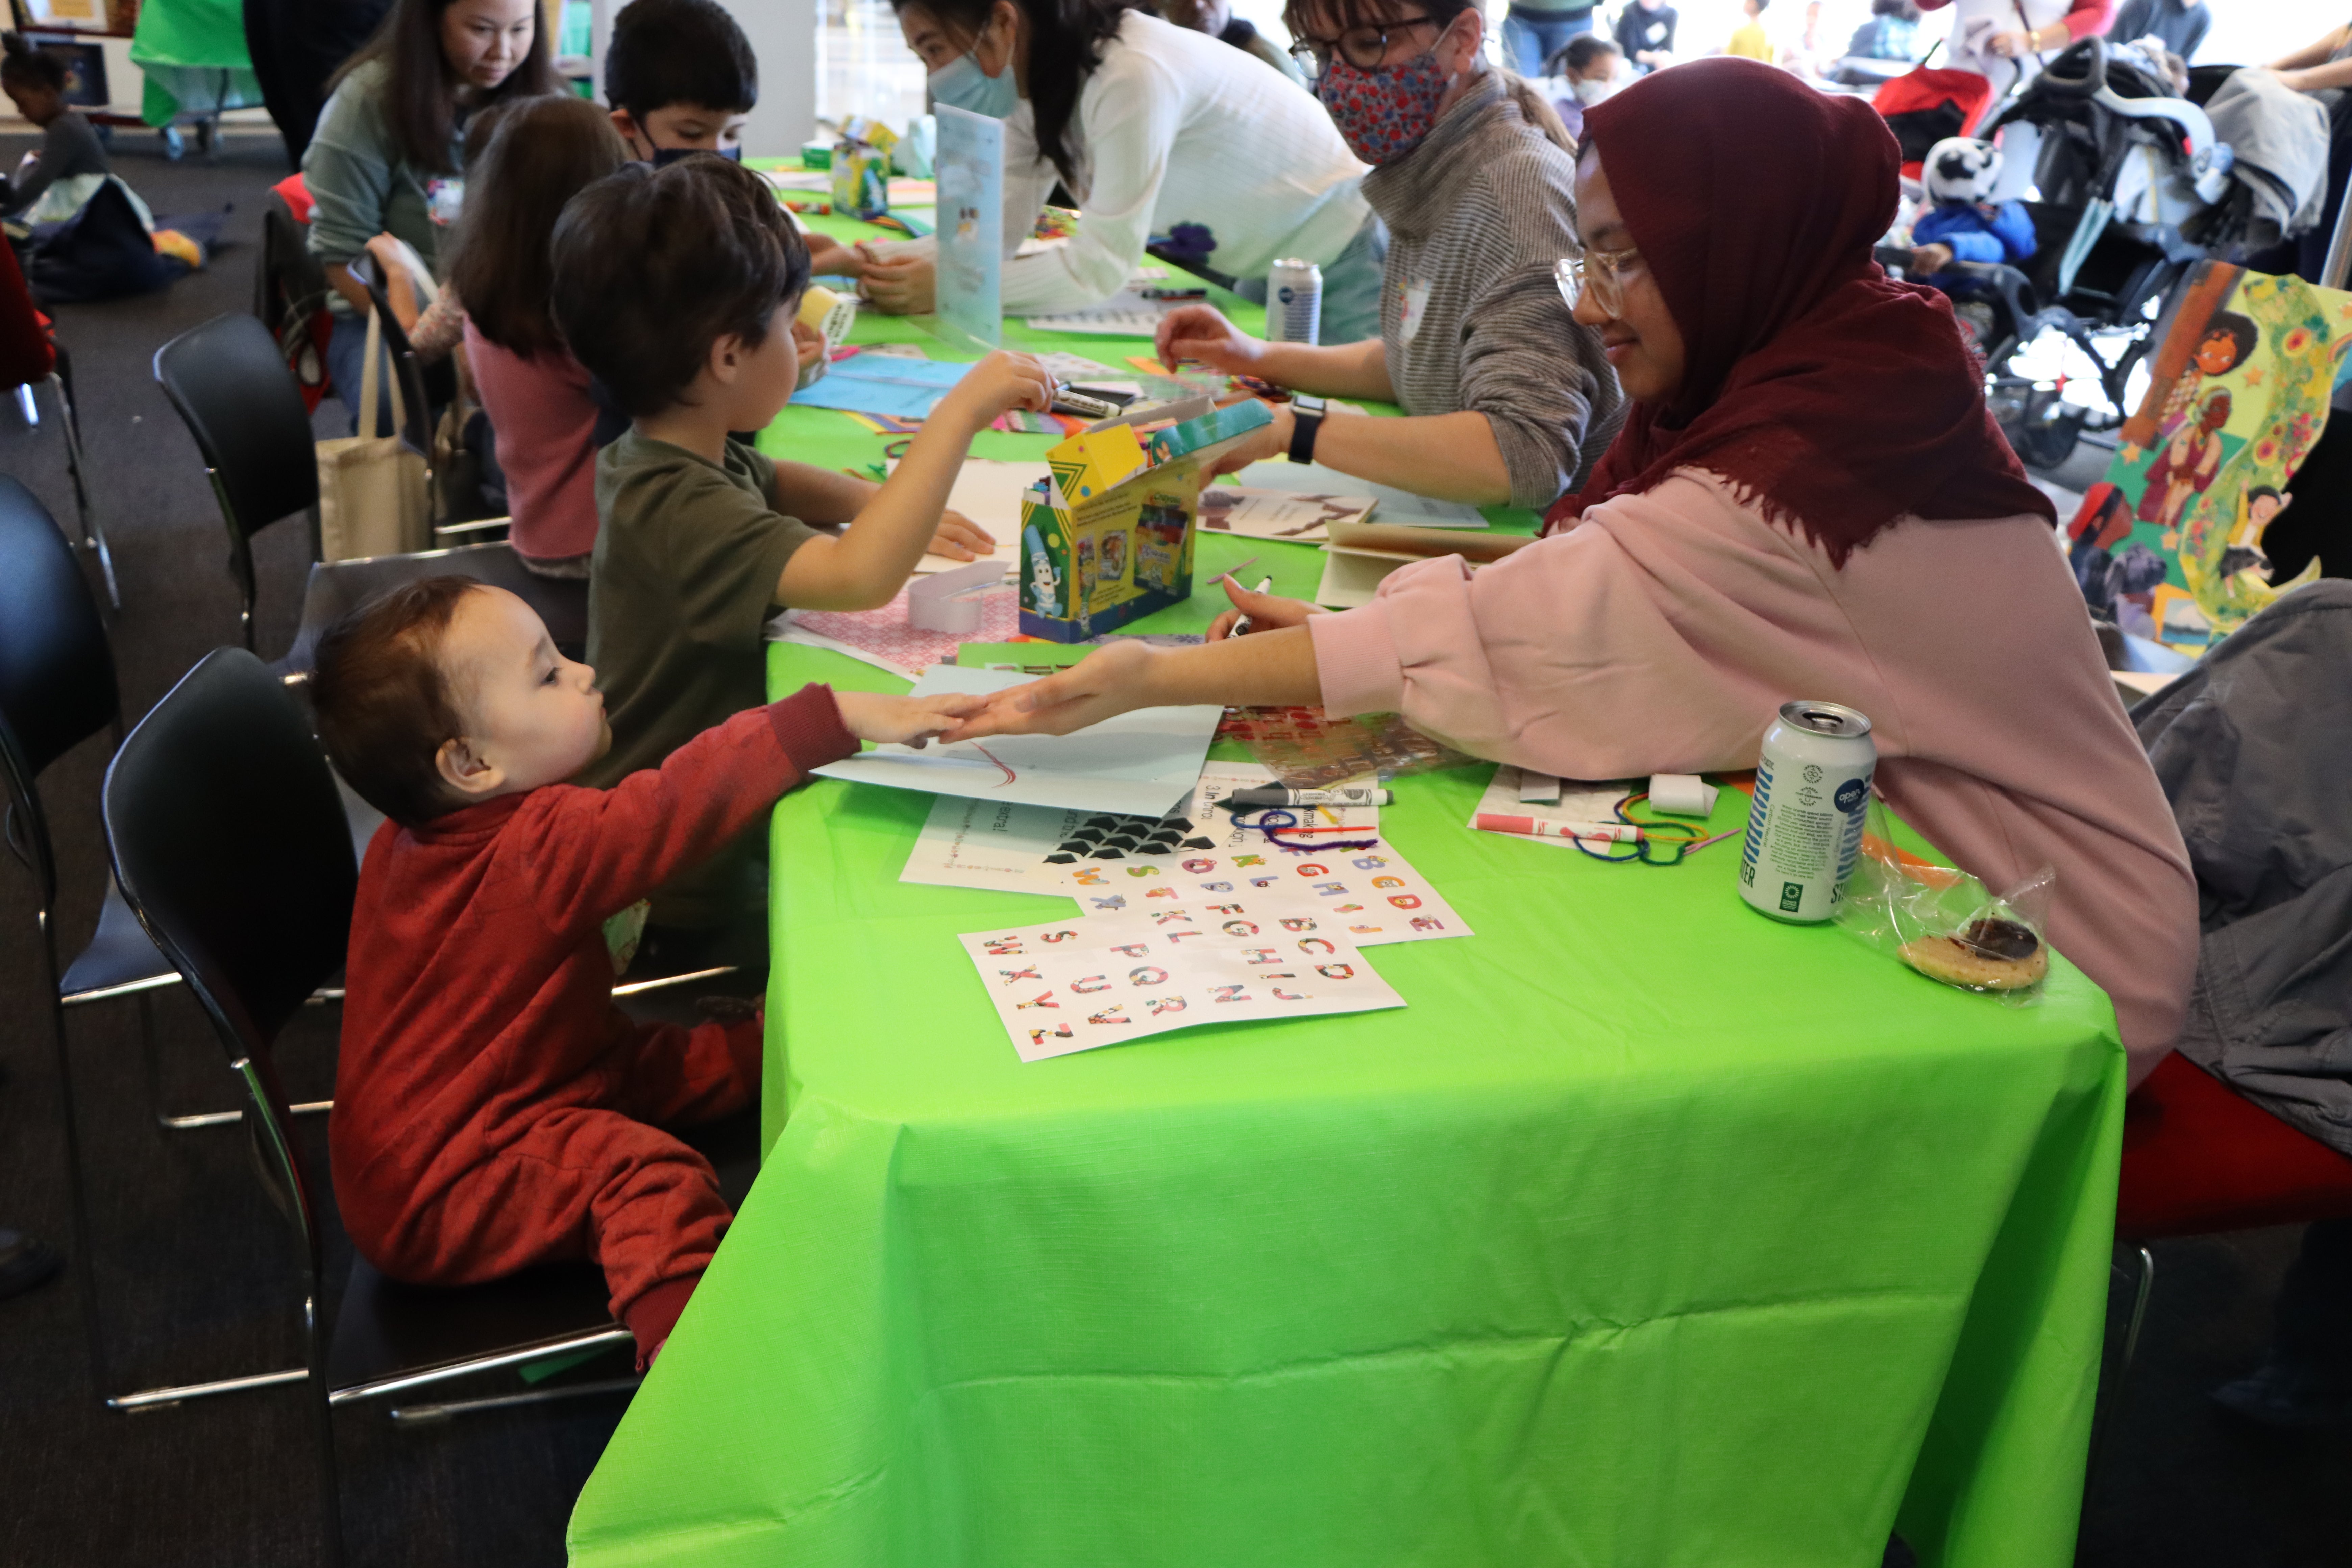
[104,649,356,1056]
[153,312,321,547]
[0,476,119,780]
[277,541,590,678]
[103,648,356,1268]
[361,263,437,458]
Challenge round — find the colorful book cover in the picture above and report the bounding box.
[2064,263,2352,654]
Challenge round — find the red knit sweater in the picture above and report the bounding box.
[329,685,856,1236]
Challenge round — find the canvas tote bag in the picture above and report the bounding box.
[316,304,430,562]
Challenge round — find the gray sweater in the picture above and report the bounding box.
[302,59,466,314]
[0,109,108,219]
[1361,74,1624,509]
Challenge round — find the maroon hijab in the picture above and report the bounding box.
[1548,57,2054,565]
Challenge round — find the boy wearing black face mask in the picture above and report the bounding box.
[604,0,756,164]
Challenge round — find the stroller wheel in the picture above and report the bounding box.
[1994,383,2086,470]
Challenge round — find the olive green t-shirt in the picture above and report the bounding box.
[581,429,822,922]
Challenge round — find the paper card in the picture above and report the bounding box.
[933,104,1003,352]
[815,665,1220,818]
[771,580,1020,678]
[1467,764,1637,848]
[1052,834,1469,946]
[1025,292,1178,336]
[792,354,971,420]
[1232,461,1490,529]
[909,459,1050,574]
[959,900,1404,1061]
[1199,486,1376,543]
[902,793,1218,898]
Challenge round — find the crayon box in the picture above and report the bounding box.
[1017,402,1273,642]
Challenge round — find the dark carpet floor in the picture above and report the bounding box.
[1,129,2346,1568]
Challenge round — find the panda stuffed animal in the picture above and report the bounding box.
[1908,137,2037,288]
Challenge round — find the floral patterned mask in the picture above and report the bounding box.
[1317,46,1456,166]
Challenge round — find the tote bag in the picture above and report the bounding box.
[316,305,430,562]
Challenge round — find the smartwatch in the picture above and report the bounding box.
[1287,394,1327,465]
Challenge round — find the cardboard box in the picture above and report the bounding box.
[1017,402,1272,641]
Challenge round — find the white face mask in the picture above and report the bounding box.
[1572,76,1614,104]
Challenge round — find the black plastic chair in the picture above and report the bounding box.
[356,258,509,550]
[152,312,323,651]
[102,649,633,1561]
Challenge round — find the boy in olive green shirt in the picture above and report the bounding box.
[550,156,1052,931]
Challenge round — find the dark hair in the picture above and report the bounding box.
[311,577,481,827]
[2199,311,2257,370]
[1282,0,1573,149]
[2246,485,2281,504]
[329,0,561,176]
[1,32,68,93]
[447,94,628,357]
[604,0,758,123]
[549,156,812,419]
[891,0,1139,189]
[1562,34,1618,71]
[1870,0,1920,16]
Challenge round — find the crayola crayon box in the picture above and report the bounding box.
[1016,403,1273,642]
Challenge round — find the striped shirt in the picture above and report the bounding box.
[1363,73,1625,509]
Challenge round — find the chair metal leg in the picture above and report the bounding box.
[305,1284,347,1568]
[2085,1243,2156,1504]
[13,382,36,424]
[389,1376,639,1426]
[137,984,331,1131]
[43,920,115,1402]
[46,371,117,609]
[108,1365,311,1412]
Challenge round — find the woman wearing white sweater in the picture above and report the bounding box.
[853,0,1385,342]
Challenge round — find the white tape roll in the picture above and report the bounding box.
[1648,773,1719,818]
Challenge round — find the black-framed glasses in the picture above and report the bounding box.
[1290,14,1438,76]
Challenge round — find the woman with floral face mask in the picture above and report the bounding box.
[1150,0,1622,511]
[858,0,1385,342]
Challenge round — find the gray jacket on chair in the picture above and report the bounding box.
[2134,582,2352,1154]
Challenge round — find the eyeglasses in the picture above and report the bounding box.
[1555,248,1642,319]
[1290,14,1438,76]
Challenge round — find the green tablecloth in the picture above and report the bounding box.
[568,213,2124,1568]
[128,0,262,126]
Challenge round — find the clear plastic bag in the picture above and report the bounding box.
[1835,806,2055,1005]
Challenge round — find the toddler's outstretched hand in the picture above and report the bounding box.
[834,689,988,748]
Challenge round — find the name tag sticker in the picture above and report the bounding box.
[1398,279,1434,345]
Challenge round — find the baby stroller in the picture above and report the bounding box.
[1900,36,2238,466]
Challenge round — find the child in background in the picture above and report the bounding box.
[1544,34,1621,137]
[549,155,1052,947]
[0,33,108,221]
[441,94,630,577]
[1614,0,1677,73]
[1726,0,1774,60]
[312,577,981,1366]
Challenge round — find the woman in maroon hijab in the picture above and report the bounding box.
[952,57,2198,1084]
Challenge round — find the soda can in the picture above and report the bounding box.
[1266,258,1323,347]
[1738,700,1876,924]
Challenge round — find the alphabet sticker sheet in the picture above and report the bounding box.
[1050,838,1471,946]
[959,898,1405,1061]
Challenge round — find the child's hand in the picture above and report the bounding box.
[859,254,935,314]
[937,350,1056,428]
[1910,242,1953,275]
[834,688,988,748]
[942,640,1160,741]
[805,232,865,278]
[929,509,997,561]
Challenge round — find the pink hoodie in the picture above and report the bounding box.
[1308,468,2198,1083]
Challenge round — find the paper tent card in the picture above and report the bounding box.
[813,664,1221,818]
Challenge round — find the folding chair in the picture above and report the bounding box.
[0,225,115,606]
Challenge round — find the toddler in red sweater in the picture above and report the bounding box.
[311,575,976,1364]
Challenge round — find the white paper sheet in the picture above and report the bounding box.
[1024,291,1177,336]
[1050,834,1469,945]
[1231,461,1490,529]
[908,459,1050,574]
[815,665,1220,818]
[959,898,1404,1061]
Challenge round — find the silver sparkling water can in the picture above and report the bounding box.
[1738,700,1877,924]
[1266,258,1323,346]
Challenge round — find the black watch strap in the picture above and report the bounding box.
[1288,396,1326,465]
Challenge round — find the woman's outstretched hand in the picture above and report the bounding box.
[1206,573,1323,641]
[942,640,1161,742]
